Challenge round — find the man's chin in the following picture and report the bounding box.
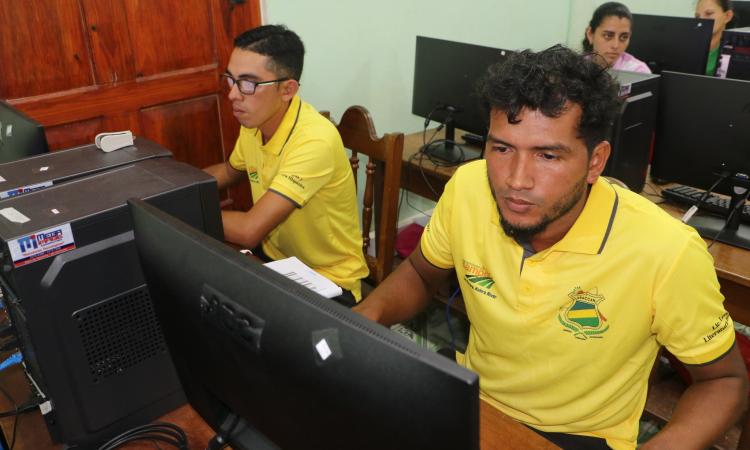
[500,217,547,240]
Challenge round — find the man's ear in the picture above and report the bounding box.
[587,141,611,184]
[280,79,299,101]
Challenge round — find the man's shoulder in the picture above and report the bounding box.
[293,100,340,140]
[613,186,702,246]
[453,159,487,181]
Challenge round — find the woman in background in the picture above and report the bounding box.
[695,0,735,75]
[582,2,651,73]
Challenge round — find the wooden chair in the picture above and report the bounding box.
[333,106,404,286]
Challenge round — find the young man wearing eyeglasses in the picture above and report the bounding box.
[204,25,368,305]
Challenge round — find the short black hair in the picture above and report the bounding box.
[234,25,305,81]
[582,2,633,52]
[477,45,621,153]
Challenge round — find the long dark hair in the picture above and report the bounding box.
[582,2,633,52]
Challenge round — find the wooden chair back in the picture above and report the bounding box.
[334,106,404,285]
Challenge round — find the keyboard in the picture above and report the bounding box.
[661,184,750,224]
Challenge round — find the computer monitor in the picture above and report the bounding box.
[628,14,713,74]
[0,101,48,163]
[129,199,480,450]
[732,1,750,28]
[651,71,750,248]
[412,36,511,163]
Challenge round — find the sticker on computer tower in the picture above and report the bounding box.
[7,223,76,268]
[0,181,53,199]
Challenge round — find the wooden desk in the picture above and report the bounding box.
[401,129,750,325]
[0,364,558,450]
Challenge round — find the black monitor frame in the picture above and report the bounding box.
[129,199,480,450]
[628,14,713,74]
[652,71,750,249]
[0,102,49,163]
[411,36,511,163]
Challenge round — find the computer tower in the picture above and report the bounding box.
[0,137,171,200]
[604,70,660,192]
[0,158,222,448]
[718,27,750,80]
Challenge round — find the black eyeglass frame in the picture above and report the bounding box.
[220,73,293,95]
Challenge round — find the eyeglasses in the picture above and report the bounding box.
[220,73,291,95]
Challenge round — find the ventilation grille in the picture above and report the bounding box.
[73,287,167,383]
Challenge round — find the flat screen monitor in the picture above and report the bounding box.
[0,102,49,163]
[733,1,750,28]
[628,14,713,74]
[412,36,511,163]
[129,199,480,450]
[652,71,750,248]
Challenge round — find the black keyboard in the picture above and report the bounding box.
[661,184,750,224]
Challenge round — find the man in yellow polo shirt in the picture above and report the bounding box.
[204,25,368,304]
[354,45,747,449]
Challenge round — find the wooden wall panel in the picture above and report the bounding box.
[80,0,136,85]
[0,0,93,99]
[139,96,223,169]
[2,0,261,210]
[44,117,105,151]
[124,0,216,77]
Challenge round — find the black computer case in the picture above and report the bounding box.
[0,158,222,448]
[0,137,171,200]
[605,70,660,192]
[718,27,750,80]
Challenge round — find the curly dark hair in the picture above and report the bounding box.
[234,24,305,81]
[476,45,621,153]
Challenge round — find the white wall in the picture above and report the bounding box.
[264,0,573,134]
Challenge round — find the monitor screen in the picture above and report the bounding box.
[129,199,480,450]
[0,102,48,163]
[652,71,750,195]
[628,14,713,74]
[412,36,511,161]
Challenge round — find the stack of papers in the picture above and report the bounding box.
[263,256,343,299]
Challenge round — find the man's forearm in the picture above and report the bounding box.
[353,254,443,326]
[221,210,263,250]
[642,375,747,449]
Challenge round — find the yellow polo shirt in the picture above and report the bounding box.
[228,95,368,299]
[421,160,735,449]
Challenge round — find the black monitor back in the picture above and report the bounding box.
[628,14,712,74]
[0,102,48,163]
[0,137,170,200]
[130,199,480,450]
[604,70,661,192]
[652,71,750,195]
[0,158,222,448]
[412,36,511,138]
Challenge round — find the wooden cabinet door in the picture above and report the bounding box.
[0,0,260,210]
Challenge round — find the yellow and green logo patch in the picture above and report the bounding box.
[558,287,609,340]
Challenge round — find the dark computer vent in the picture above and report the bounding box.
[73,287,167,383]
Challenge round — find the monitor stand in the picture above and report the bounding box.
[422,119,482,164]
[688,180,750,251]
[689,216,750,251]
[205,413,279,450]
